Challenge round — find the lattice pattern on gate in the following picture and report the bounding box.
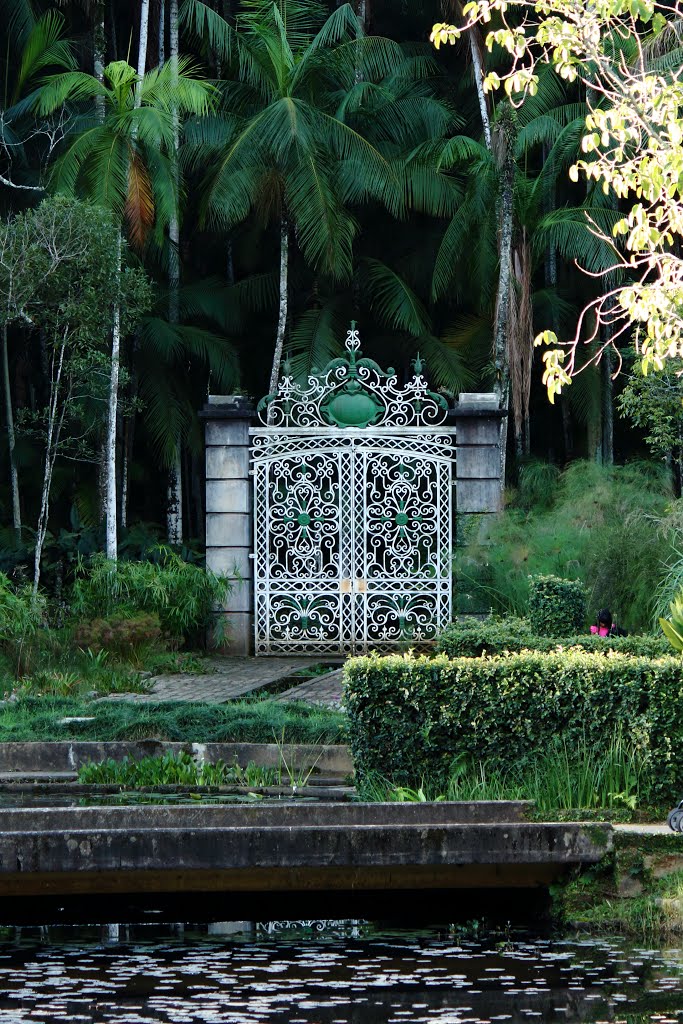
[251,326,454,655]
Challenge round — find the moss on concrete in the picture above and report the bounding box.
[556,831,683,936]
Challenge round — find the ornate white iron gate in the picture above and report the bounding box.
[251,326,454,655]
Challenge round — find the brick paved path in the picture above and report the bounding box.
[105,658,345,706]
[273,668,344,706]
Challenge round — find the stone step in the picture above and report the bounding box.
[0,741,353,776]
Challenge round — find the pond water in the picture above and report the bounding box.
[0,923,681,1024]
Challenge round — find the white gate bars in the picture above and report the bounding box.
[251,325,454,655]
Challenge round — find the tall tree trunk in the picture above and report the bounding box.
[2,324,20,536]
[33,336,68,597]
[137,0,150,86]
[166,0,183,545]
[492,107,516,488]
[106,0,118,60]
[267,216,289,416]
[95,0,107,521]
[469,31,492,150]
[167,447,183,545]
[94,1,105,118]
[105,234,122,561]
[158,0,165,65]
[119,2,150,528]
[601,326,614,465]
[192,451,205,544]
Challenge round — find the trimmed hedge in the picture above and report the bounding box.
[343,651,683,804]
[528,574,586,635]
[436,617,669,659]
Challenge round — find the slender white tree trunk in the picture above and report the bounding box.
[137,0,151,88]
[267,217,289,415]
[120,422,130,530]
[166,0,183,545]
[492,108,516,490]
[33,336,67,597]
[105,233,122,561]
[167,447,183,544]
[2,324,20,536]
[94,1,107,521]
[94,1,105,117]
[469,32,492,150]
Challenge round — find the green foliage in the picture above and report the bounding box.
[515,458,561,510]
[618,359,683,476]
[0,571,43,674]
[527,573,586,634]
[73,613,165,666]
[359,730,645,811]
[456,461,674,631]
[343,651,683,805]
[78,751,278,788]
[658,587,683,652]
[70,549,232,645]
[0,697,346,745]
[437,617,669,657]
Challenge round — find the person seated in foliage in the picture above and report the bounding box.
[590,608,627,637]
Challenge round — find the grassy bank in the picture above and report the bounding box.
[558,831,683,936]
[0,697,346,745]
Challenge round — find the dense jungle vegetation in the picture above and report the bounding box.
[2,0,683,630]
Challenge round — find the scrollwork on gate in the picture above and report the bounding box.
[252,326,454,654]
[257,322,449,428]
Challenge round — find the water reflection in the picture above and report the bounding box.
[0,924,681,1023]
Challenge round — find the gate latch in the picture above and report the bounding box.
[340,578,367,594]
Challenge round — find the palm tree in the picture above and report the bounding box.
[182,0,425,399]
[36,55,213,558]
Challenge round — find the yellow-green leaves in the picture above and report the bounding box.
[429,0,683,400]
[429,22,459,48]
[659,589,683,652]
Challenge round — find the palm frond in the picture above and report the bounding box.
[14,10,76,102]
[534,206,621,274]
[125,149,155,248]
[284,149,356,279]
[431,184,497,302]
[438,134,491,171]
[179,0,236,63]
[0,0,36,50]
[239,0,325,51]
[306,3,358,52]
[140,57,216,118]
[34,71,106,115]
[286,302,345,381]
[361,258,431,336]
[414,331,478,395]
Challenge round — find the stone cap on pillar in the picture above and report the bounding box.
[450,393,508,419]
[200,395,256,420]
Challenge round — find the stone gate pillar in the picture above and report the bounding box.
[202,395,255,655]
[453,393,506,514]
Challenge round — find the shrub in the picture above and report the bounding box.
[528,574,586,635]
[0,572,44,675]
[343,651,683,805]
[73,613,164,664]
[436,617,670,658]
[71,548,232,645]
[454,461,674,630]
